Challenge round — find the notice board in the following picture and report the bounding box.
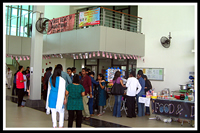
[136,68,164,81]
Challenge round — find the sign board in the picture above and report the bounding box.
[151,99,194,120]
[47,14,75,35]
[79,8,100,27]
[136,68,164,81]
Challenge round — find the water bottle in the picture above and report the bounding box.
[87,95,94,98]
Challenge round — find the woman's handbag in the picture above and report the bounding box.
[111,83,125,95]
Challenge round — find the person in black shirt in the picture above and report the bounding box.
[142,75,152,115]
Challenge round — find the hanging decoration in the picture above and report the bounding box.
[23,56,26,61]
[97,51,100,56]
[45,56,48,60]
[60,54,63,58]
[19,56,22,61]
[122,54,126,59]
[85,53,88,59]
[109,53,112,59]
[79,53,82,59]
[73,54,76,59]
[89,53,92,58]
[26,56,30,60]
[114,54,117,59]
[15,56,18,60]
[11,55,13,60]
[126,55,130,59]
[129,55,133,59]
[133,55,135,59]
[76,54,79,59]
[83,53,85,59]
[93,52,95,57]
[118,54,121,59]
[102,51,105,57]
[106,52,109,58]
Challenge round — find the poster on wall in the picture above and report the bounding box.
[47,14,75,35]
[79,7,100,27]
[106,67,122,82]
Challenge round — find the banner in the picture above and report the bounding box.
[79,7,100,27]
[151,99,194,120]
[47,14,75,35]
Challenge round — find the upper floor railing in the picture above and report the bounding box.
[73,7,142,33]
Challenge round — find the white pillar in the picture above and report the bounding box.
[29,5,44,100]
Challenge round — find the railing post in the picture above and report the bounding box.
[103,8,105,26]
[121,14,124,30]
[139,19,142,33]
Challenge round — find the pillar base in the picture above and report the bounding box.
[25,99,45,108]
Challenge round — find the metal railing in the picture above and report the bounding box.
[12,57,20,70]
[73,7,142,33]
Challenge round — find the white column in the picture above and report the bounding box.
[29,5,44,100]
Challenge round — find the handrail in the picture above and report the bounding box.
[100,6,142,19]
[13,57,20,70]
[13,57,20,66]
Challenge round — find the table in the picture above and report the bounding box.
[151,98,194,126]
[104,92,113,111]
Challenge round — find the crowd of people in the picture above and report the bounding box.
[10,64,152,128]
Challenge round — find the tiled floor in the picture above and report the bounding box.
[5,88,195,130]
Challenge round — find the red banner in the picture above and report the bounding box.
[47,14,75,35]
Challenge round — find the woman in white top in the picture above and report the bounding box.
[125,71,141,118]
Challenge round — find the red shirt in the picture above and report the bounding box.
[16,72,24,89]
[80,75,91,95]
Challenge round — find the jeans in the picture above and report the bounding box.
[88,98,94,114]
[136,90,145,117]
[113,95,122,117]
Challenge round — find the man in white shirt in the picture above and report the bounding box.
[6,67,12,89]
[125,71,141,118]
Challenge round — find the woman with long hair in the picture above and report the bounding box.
[46,67,66,128]
[112,71,126,117]
[66,74,85,127]
[97,73,106,116]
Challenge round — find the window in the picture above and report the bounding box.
[5,5,33,37]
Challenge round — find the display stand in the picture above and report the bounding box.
[104,92,113,111]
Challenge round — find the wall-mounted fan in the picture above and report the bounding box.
[160,32,172,48]
[35,16,52,34]
[24,24,32,37]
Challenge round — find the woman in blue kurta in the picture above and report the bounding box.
[46,67,66,128]
[97,73,106,116]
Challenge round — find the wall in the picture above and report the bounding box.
[42,58,74,76]
[137,5,195,92]
[44,5,70,19]
[43,26,145,56]
[6,35,31,55]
